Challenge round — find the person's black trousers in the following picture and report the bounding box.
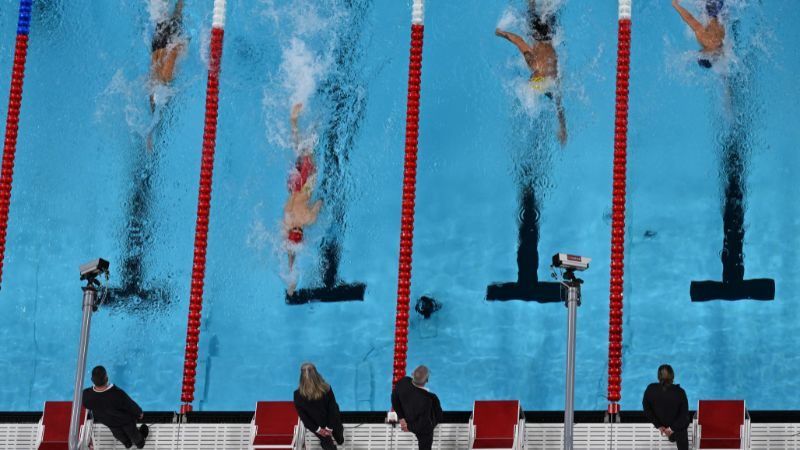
[415,432,434,450]
[669,428,689,450]
[108,422,147,449]
[317,435,336,450]
[315,428,344,450]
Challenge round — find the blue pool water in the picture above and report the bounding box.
[0,0,798,412]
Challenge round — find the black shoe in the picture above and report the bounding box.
[139,424,150,440]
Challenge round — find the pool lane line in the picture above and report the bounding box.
[180,0,226,414]
[392,0,424,388]
[606,0,631,418]
[0,0,33,290]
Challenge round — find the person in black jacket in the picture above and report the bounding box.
[391,365,443,450]
[82,366,149,449]
[643,364,690,450]
[293,363,344,450]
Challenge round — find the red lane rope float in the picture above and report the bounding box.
[180,0,226,414]
[392,6,425,388]
[606,5,631,416]
[0,0,32,290]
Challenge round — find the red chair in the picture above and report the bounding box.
[693,400,750,449]
[468,400,525,449]
[36,401,90,450]
[250,401,304,450]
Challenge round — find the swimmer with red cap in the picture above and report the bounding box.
[284,103,322,295]
[495,0,567,146]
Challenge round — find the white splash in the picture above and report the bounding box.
[96,69,156,139]
[496,6,523,32]
[507,78,548,118]
[281,38,331,109]
[148,0,169,24]
[261,0,339,150]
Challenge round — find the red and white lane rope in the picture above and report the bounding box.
[606,0,631,416]
[392,0,424,388]
[0,0,32,290]
[180,0,226,414]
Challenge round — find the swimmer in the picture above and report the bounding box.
[284,103,322,295]
[671,0,726,69]
[150,0,185,111]
[495,0,567,145]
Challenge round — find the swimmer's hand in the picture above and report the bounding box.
[495,28,506,37]
[672,0,680,8]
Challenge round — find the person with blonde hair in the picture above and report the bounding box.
[642,364,690,450]
[293,363,343,450]
[391,365,443,450]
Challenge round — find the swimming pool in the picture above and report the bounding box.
[0,0,798,413]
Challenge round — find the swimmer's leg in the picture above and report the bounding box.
[150,50,164,113]
[287,251,297,295]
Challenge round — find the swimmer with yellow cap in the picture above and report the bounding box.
[495,0,567,145]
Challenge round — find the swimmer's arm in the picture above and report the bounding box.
[671,0,705,35]
[308,200,322,224]
[495,29,531,56]
[291,103,303,149]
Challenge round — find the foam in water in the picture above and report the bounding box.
[282,38,331,111]
[96,69,154,139]
[262,0,340,150]
[496,6,525,32]
[148,0,169,24]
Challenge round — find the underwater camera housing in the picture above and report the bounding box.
[552,253,591,272]
[79,258,110,281]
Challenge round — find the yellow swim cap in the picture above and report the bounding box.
[529,75,556,94]
[529,75,546,91]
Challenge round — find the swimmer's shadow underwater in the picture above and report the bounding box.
[689,20,774,302]
[105,140,174,312]
[486,185,561,303]
[285,4,370,306]
[106,52,189,311]
[284,241,366,305]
